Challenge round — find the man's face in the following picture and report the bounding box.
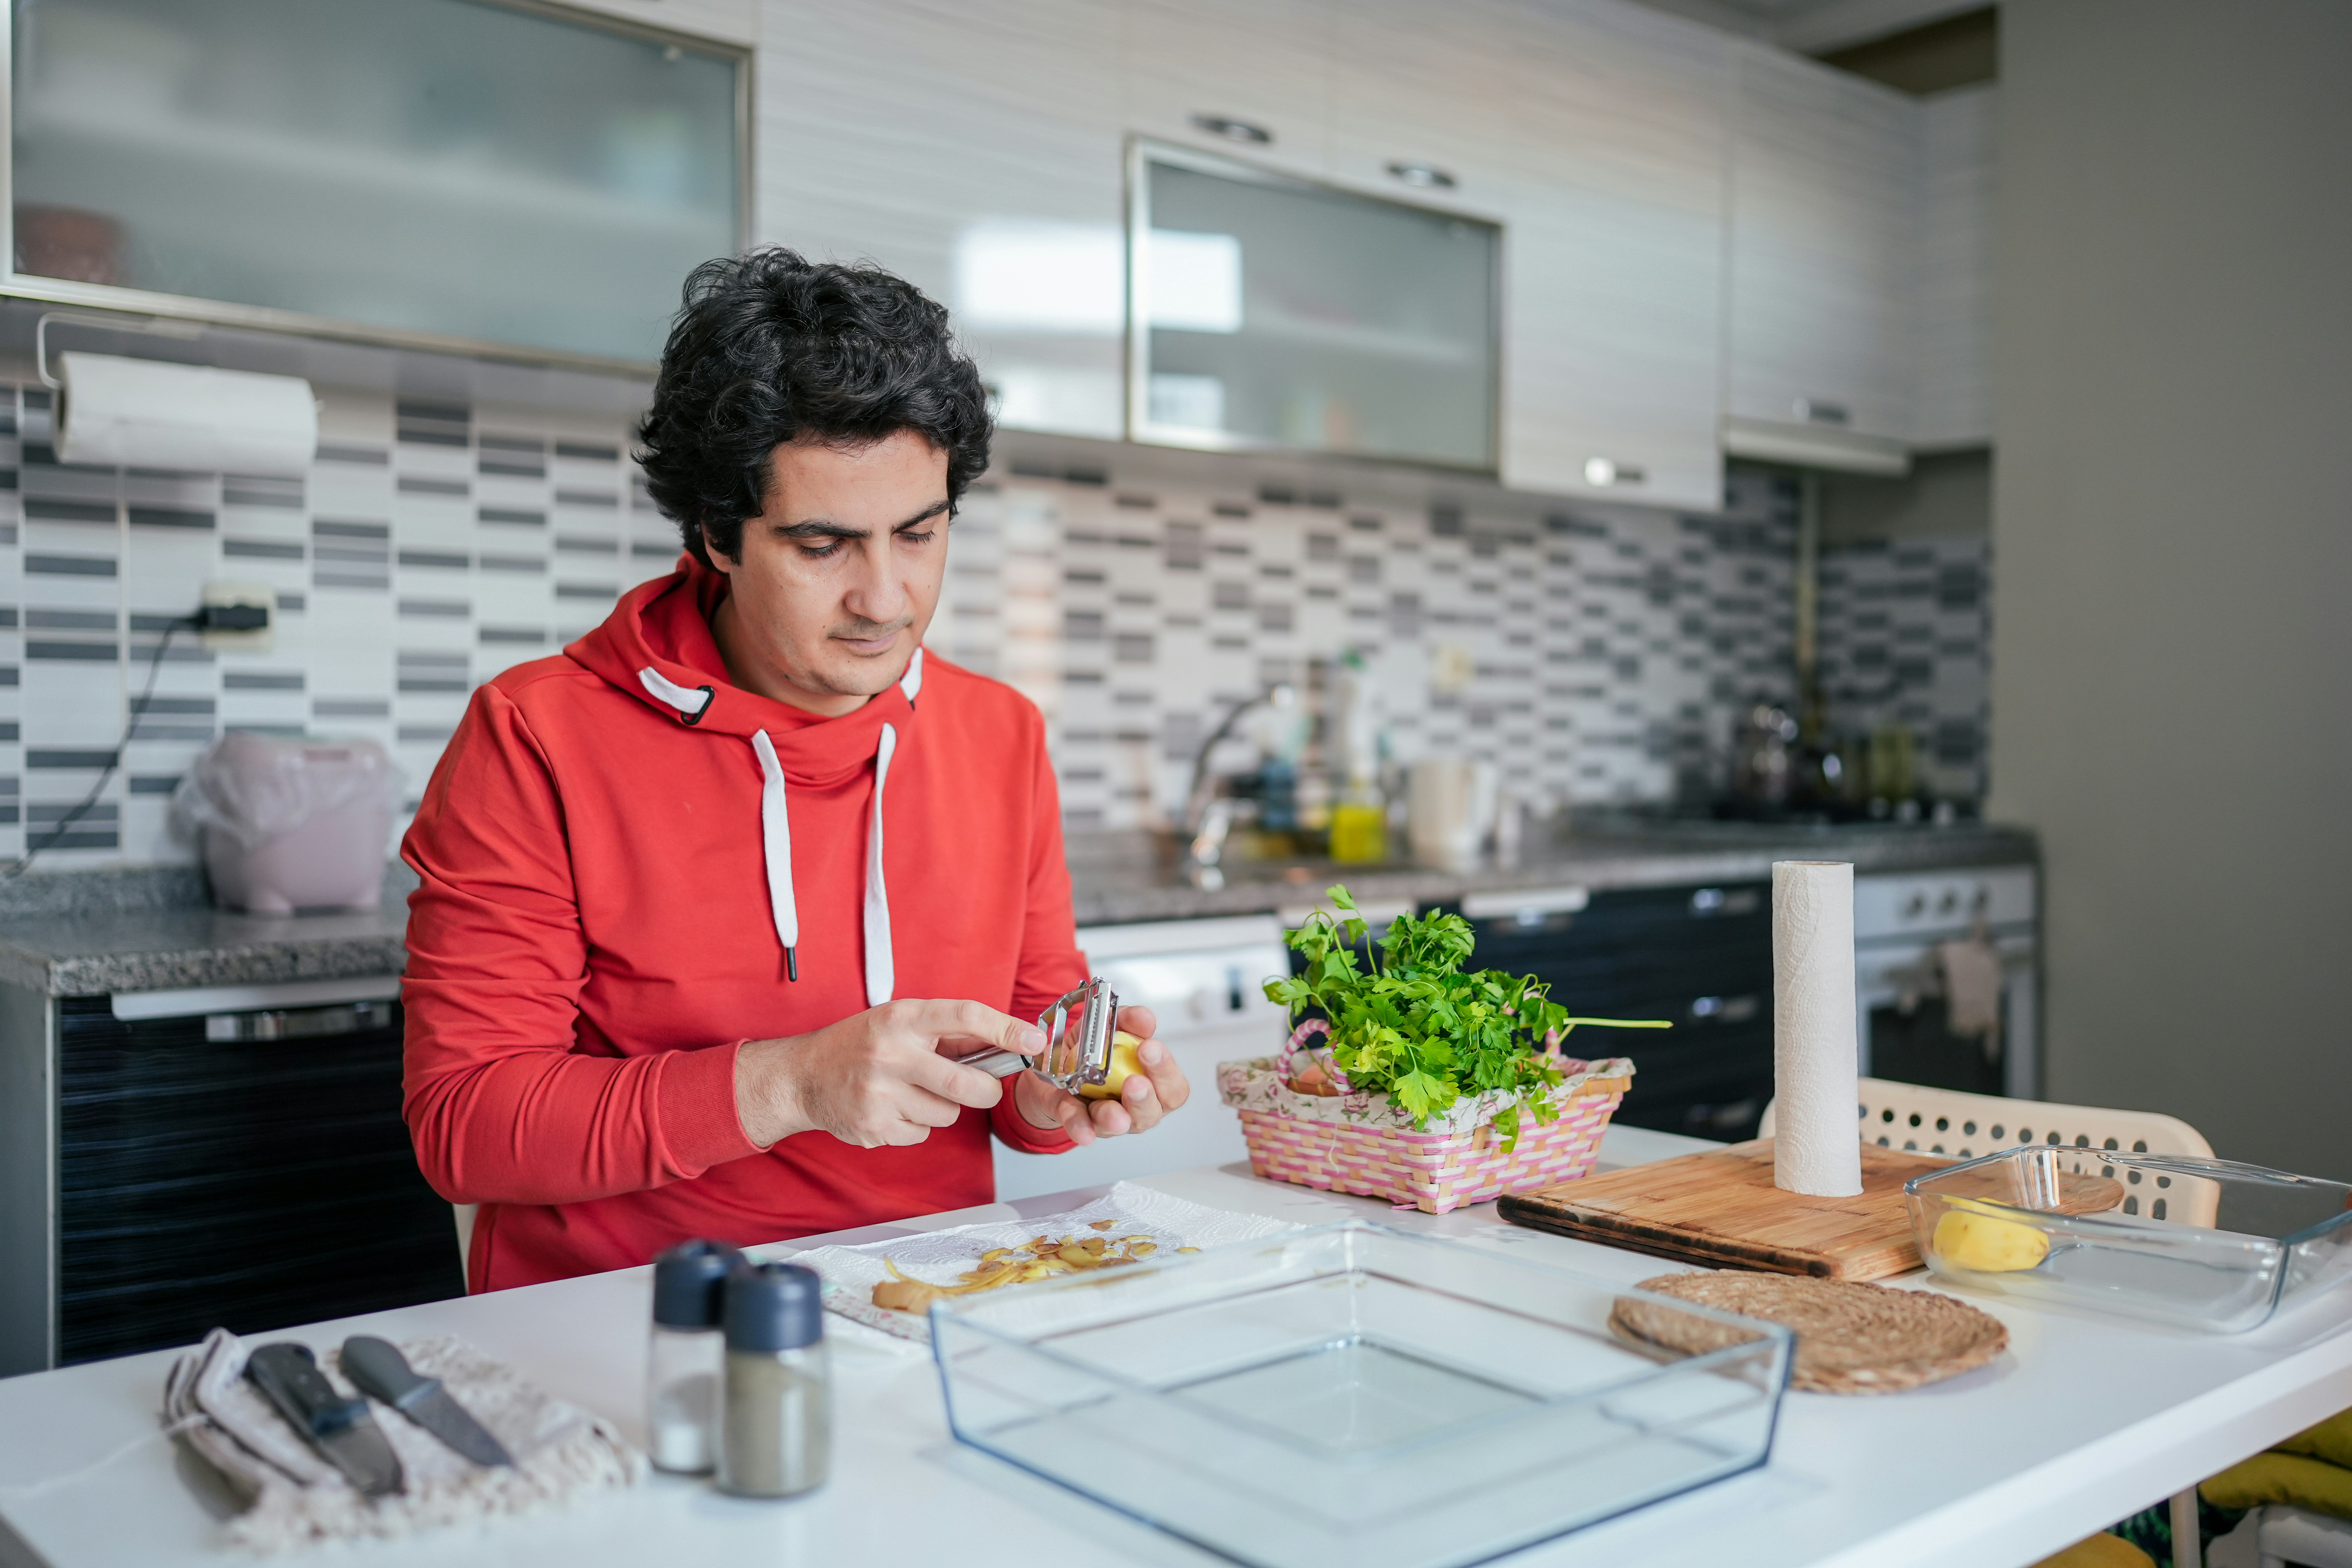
[705,429,950,715]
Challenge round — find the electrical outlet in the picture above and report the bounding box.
[201,582,275,654]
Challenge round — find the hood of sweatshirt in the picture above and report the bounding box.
[568,557,923,1005]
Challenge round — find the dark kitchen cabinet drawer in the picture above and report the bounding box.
[56,997,462,1365]
[1434,881,1776,1142]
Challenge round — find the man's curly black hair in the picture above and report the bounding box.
[636,248,993,568]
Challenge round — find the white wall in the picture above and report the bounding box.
[1990,1,2352,1178]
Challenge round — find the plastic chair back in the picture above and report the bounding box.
[1761,1077,2214,1162]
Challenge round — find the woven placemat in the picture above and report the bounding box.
[1610,1272,2009,1394]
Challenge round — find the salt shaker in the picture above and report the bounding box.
[647,1239,740,1474]
[717,1261,830,1499]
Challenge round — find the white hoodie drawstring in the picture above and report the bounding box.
[637,650,922,1001]
[862,725,897,1006]
[748,730,799,980]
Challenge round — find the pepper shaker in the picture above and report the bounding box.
[647,1239,740,1474]
[717,1262,830,1499]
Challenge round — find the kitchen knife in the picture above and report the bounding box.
[340,1336,515,1470]
[244,1343,405,1498]
[951,976,1121,1095]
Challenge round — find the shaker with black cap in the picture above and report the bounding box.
[648,1239,741,1474]
[718,1261,830,1498]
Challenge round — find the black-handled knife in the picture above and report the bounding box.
[341,1336,515,1470]
[244,1343,405,1498]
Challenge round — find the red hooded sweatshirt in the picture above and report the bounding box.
[401,557,1082,1292]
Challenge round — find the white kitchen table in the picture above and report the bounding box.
[4,1124,2349,1568]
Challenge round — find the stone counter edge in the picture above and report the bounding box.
[0,937,411,998]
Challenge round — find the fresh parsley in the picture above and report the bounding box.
[1265,885,1670,1150]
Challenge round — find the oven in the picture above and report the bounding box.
[1853,866,2040,1100]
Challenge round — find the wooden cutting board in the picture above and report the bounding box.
[1499,1138,2121,1281]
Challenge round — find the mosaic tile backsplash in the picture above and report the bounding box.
[0,376,1987,869]
[1815,535,1993,803]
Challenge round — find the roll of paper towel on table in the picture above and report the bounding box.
[57,352,317,476]
[1773,860,1862,1196]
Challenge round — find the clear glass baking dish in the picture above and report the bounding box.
[1905,1146,2352,1332]
[929,1220,1791,1568]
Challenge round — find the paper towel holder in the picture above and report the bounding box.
[34,309,206,390]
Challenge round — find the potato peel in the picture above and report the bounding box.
[871,1228,1169,1312]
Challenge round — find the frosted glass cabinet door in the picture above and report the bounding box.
[1130,143,1500,471]
[10,0,744,365]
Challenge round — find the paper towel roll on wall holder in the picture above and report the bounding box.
[34,308,205,389]
[35,310,322,476]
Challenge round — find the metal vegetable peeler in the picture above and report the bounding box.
[953,977,1122,1096]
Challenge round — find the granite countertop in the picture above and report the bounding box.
[1065,815,2040,925]
[0,818,2037,996]
[0,866,414,997]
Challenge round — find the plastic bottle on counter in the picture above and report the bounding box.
[718,1262,831,1499]
[647,1239,741,1474]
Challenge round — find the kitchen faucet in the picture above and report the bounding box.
[1180,683,1295,891]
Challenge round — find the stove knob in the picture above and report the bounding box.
[1902,892,1927,919]
[1937,889,1959,916]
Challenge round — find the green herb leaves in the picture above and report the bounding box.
[1265,885,1670,1150]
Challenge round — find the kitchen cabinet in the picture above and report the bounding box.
[557,0,758,46]
[1323,0,1510,200]
[1493,0,1734,510]
[1435,880,1776,1141]
[1,987,460,1374]
[1119,0,1335,183]
[758,0,1130,439]
[746,0,1968,495]
[1912,85,1995,449]
[7,0,745,367]
[1724,42,1921,470]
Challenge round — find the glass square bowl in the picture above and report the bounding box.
[1905,1146,2352,1332]
[928,1220,1791,1568]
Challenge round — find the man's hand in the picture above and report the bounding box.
[1010,1006,1191,1146]
[735,1000,1046,1150]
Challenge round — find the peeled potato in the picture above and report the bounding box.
[1933,1202,2051,1272]
[1077,1031,1146,1101]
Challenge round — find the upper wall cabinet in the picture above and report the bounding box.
[1494,0,1732,511]
[1121,0,1334,183]
[758,0,1130,439]
[1912,85,1994,449]
[558,0,756,46]
[1724,43,1920,467]
[8,0,745,368]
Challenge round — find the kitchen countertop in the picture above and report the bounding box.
[0,864,415,997]
[2,1130,2345,1568]
[0,818,2036,996]
[1066,815,2039,925]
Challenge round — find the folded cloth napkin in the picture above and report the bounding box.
[162,1328,641,1553]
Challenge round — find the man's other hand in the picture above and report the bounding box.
[735,1000,1045,1149]
[1010,1005,1191,1146]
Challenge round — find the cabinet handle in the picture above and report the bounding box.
[1796,398,1851,427]
[1583,458,1647,487]
[1191,113,1272,146]
[205,1000,395,1043]
[1385,161,1457,190]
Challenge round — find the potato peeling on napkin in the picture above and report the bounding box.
[869,1230,1176,1313]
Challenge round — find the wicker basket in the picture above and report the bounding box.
[1217,1028,1634,1216]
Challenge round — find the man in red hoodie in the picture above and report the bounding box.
[402,250,1190,1291]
